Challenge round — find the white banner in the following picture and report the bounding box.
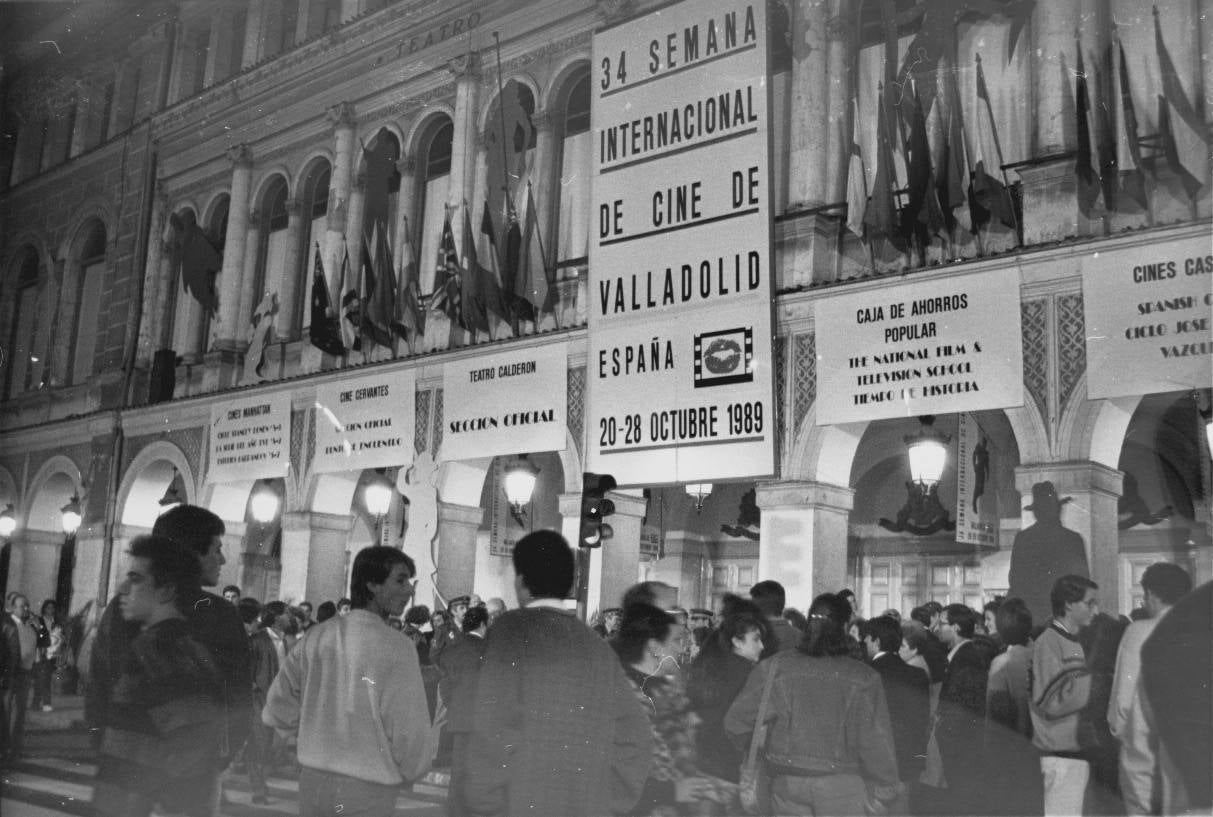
[207,393,291,483]
[588,0,775,486]
[441,344,568,461]
[312,370,416,474]
[1083,236,1212,399]
[956,413,997,547]
[814,270,1025,424]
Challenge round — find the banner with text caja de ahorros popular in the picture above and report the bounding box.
[441,344,568,461]
[312,370,416,474]
[814,269,1025,424]
[207,392,292,483]
[588,0,776,487]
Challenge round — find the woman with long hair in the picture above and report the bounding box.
[615,603,737,816]
[724,593,901,816]
[686,595,769,782]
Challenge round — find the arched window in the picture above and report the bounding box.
[297,160,330,333]
[362,129,401,252]
[554,70,590,270]
[5,247,42,397]
[414,118,453,294]
[70,221,107,384]
[254,176,290,325]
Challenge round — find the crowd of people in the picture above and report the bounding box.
[0,509,1208,817]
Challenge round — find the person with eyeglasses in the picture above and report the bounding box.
[1031,574,1100,816]
[263,545,435,816]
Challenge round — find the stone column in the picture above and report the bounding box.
[204,7,234,86]
[788,0,831,209]
[391,156,418,272]
[1015,463,1123,614]
[584,490,646,617]
[68,90,89,158]
[213,144,254,350]
[139,189,170,362]
[340,0,360,25]
[447,55,480,212]
[107,59,133,139]
[345,173,367,267]
[756,480,853,609]
[323,102,357,291]
[823,3,854,205]
[436,501,484,602]
[279,511,351,605]
[242,0,266,69]
[236,209,263,348]
[278,197,304,339]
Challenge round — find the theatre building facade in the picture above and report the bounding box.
[1,0,1210,626]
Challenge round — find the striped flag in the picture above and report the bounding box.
[1112,35,1147,211]
[1153,7,1208,200]
[846,94,868,237]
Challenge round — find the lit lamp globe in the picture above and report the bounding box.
[364,479,393,518]
[0,504,16,538]
[905,416,949,489]
[685,483,713,512]
[250,489,280,524]
[504,457,540,512]
[61,495,83,536]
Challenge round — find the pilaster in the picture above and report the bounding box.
[436,501,484,603]
[279,511,351,604]
[756,479,854,610]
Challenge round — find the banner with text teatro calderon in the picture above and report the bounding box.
[441,344,568,461]
[588,0,776,487]
[312,371,416,474]
[207,392,291,482]
[1082,236,1212,399]
[814,270,1025,424]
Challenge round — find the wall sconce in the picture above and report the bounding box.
[504,456,540,514]
[61,494,82,536]
[879,416,955,536]
[158,468,186,514]
[364,471,393,544]
[250,488,281,525]
[905,415,950,489]
[685,483,713,512]
[0,504,16,538]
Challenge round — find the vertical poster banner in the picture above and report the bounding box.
[207,393,292,483]
[589,0,776,487]
[955,413,997,547]
[312,370,416,474]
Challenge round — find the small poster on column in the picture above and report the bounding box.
[955,413,997,547]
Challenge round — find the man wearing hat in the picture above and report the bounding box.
[1008,481,1090,628]
[431,595,470,665]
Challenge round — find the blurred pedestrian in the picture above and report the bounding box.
[861,615,929,802]
[749,580,800,656]
[31,598,62,712]
[1,591,37,759]
[985,598,1043,816]
[438,605,488,817]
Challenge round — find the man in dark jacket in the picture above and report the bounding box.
[438,604,488,817]
[750,580,802,656]
[936,604,995,816]
[87,505,251,815]
[248,601,290,804]
[862,616,929,787]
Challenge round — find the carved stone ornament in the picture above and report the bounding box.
[326,101,357,129]
[226,144,253,166]
[285,197,301,216]
[447,53,480,79]
[396,155,417,175]
[596,0,636,24]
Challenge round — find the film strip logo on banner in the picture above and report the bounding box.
[694,327,754,387]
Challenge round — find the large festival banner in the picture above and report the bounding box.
[312,370,416,474]
[588,0,776,487]
[441,343,568,461]
[814,270,1025,424]
[207,392,292,483]
[1082,235,1212,399]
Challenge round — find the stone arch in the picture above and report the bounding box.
[476,73,541,136]
[402,107,457,159]
[434,429,583,506]
[251,168,293,209]
[1058,375,1141,467]
[57,195,115,261]
[115,440,197,528]
[786,405,868,486]
[542,55,592,113]
[199,189,232,225]
[294,149,335,184]
[1005,397,1051,465]
[24,454,84,533]
[1,231,52,279]
[360,121,406,158]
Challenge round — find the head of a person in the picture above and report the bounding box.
[462,605,490,635]
[7,592,29,619]
[259,600,291,632]
[861,615,903,659]
[469,593,483,608]
[602,607,622,632]
[237,596,262,629]
[717,594,769,663]
[994,598,1033,647]
[620,581,678,610]
[431,610,448,630]
[512,530,574,603]
[983,597,1003,635]
[689,609,714,632]
[1025,480,1068,524]
[880,608,901,622]
[337,598,353,615]
[909,605,932,628]
[118,534,203,627]
[449,595,470,624]
[1051,574,1099,629]
[749,580,786,618]
[316,600,337,623]
[40,599,57,621]
[222,585,241,604]
[1141,562,1192,616]
[838,588,856,608]
[151,504,226,587]
[923,601,944,630]
[485,597,506,622]
[939,604,979,646]
[783,607,808,632]
[848,617,866,643]
[801,593,852,657]
[349,546,416,619]
[615,602,675,668]
[900,626,928,664]
[404,604,430,627]
[299,601,313,619]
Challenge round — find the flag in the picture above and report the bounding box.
[458,207,491,333]
[1075,43,1102,217]
[308,243,344,356]
[1157,95,1203,200]
[971,55,1017,230]
[520,186,552,316]
[1154,7,1207,200]
[940,64,972,233]
[242,291,276,382]
[845,94,868,237]
[1154,6,1210,144]
[359,224,395,349]
[900,85,945,245]
[169,210,222,317]
[477,202,515,325]
[339,243,360,353]
[1113,36,1147,210]
[429,211,462,328]
[395,219,425,342]
[863,83,907,254]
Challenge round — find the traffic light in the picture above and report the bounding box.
[579,472,617,548]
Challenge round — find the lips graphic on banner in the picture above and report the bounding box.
[694,327,753,387]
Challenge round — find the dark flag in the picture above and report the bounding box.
[308,243,344,356]
[358,225,395,349]
[900,86,945,247]
[1113,35,1147,210]
[477,202,514,324]
[395,218,425,342]
[1075,43,1102,217]
[863,82,907,259]
[429,211,463,329]
[170,210,222,317]
[520,186,552,318]
[971,55,1017,230]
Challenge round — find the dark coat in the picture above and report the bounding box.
[437,632,485,734]
[871,652,930,782]
[686,647,755,782]
[936,639,994,812]
[0,616,19,687]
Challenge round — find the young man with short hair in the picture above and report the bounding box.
[248,601,292,804]
[861,616,929,788]
[749,579,801,655]
[1032,574,1099,816]
[92,535,228,817]
[222,585,241,605]
[263,546,434,816]
[935,604,991,816]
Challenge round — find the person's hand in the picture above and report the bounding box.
[675,776,714,802]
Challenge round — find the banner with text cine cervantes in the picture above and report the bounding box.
[814,270,1025,424]
[207,392,292,483]
[312,370,416,474]
[441,344,568,461]
[1082,235,1212,399]
[588,0,776,487]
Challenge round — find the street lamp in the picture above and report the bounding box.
[364,472,393,544]
[905,416,950,489]
[685,483,713,512]
[0,504,15,538]
[158,468,186,514]
[250,488,280,524]
[503,456,540,514]
[61,494,82,535]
